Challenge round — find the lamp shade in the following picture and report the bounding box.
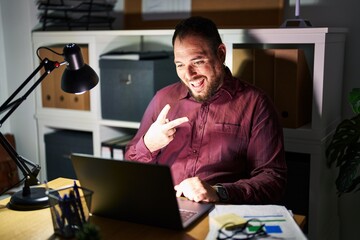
[61,44,99,94]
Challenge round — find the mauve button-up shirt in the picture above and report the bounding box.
[125,67,287,204]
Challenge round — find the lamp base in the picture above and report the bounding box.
[281,18,312,28]
[7,187,50,211]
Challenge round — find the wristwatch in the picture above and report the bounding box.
[213,184,229,202]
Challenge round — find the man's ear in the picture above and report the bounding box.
[217,43,226,63]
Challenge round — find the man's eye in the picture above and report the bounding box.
[194,60,205,65]
[176,64,184,68]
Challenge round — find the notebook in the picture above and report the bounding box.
[71,153,214,230]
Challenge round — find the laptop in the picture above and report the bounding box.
[70,153,214,230]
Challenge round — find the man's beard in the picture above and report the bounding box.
[188,76,223,103]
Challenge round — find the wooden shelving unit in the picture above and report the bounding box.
[32,28,346,240]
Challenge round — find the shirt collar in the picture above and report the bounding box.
[178,84,190,100]
[218,66,239,99]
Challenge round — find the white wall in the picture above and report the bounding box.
[0,0,39,175]
[0,3,10,133]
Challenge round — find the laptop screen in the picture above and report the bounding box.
[71,153,214,229]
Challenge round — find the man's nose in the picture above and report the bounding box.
[185,65,196,80]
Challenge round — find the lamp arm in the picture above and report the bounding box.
[0,132,34,180]
[0,61,44,113]
[0,58,60,195]
[0,58,60,125]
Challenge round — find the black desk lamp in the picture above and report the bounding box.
[0,43,99,210]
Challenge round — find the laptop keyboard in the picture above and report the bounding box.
[179,209,197,222]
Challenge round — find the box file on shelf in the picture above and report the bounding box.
[38,45,91,111]
[233,47,312,128]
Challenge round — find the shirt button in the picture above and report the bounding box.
[193,149,197,154]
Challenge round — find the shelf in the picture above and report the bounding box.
[32,28,346,240]
[99,119,140,129]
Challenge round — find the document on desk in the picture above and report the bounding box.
[206,205,307,240]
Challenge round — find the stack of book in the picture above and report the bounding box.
[101,134,134,160]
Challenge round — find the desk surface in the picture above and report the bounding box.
[0,178,305,240]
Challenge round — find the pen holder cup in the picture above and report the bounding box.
[47,185,93,238]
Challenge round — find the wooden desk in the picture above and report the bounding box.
[0,178,305,240]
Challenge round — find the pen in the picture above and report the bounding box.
[62,194,74,227]
[45,181,64,230]
[73,181,86,223]
[58,195,68,234]
[69,190,82,227]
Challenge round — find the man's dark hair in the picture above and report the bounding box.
[172,16,223,53]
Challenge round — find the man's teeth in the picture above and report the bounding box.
[191,80,203,87]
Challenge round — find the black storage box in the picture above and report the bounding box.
[45,130,93,181]
[100,51,179,122]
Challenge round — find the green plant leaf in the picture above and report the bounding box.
[75,222,101,240]
[326,114,360,167]
[326,114,360,194]
[349,88,360,114]
[336,155,360,194]
[353,177,360,193]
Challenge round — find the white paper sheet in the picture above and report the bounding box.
[206,205,307,240]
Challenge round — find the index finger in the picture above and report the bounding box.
[156,104,171,123]
[165,117,189,129]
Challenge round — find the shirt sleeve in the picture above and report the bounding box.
[222,93,287,204]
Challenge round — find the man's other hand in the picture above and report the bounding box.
[174,177,219,203]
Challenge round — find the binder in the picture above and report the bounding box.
[54,47,90,110]
[274,49,312,128]
[112,139,132,160]
[254,49,275,101]
[233,47,312,128]
[232,48,254,84]
[101,136,124,159]
[38,47,62,108]
[38,46,90,110]
[101,135,134,159]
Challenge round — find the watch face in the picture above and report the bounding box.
[216,186,228,201]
